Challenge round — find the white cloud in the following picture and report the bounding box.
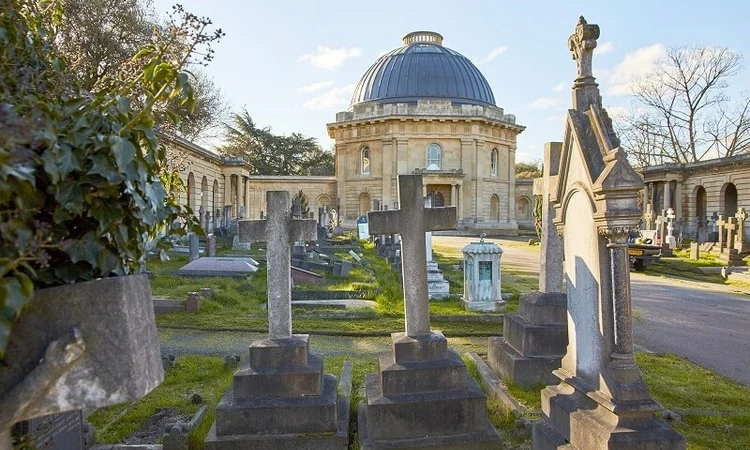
[297,80,333,94]
[604,106,629,120]
[596,41,614,54]
[298,46,362,71]
[547,114,567,124]
[303,83,357,110]
[479,46,508,64]
[526,97,560,110]
[606,43,667,96]
[554,81,566,92]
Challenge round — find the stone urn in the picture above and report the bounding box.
[0,274,164,446]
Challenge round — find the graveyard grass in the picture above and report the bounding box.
[643,250,750,291]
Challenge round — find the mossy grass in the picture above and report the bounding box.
[87,355,235,448]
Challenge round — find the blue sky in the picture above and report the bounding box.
[152,0,750,163]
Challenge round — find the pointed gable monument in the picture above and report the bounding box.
[358,174,501,449]
[532,17,685,449]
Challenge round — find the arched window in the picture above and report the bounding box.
[516,197,530,221]
[490,194,500,221]
[361,147,371,175]
[722,183,738,217]
[358,193,371,216]
[491,148,498,177]
[426,143,442,170]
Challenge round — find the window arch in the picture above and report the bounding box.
[361,147,371,175]
[490,194,500,221]
[426,143,442,170]
[491,148,498,177]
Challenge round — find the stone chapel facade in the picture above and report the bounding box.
[167,31,526,234]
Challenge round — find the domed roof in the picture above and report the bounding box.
[351,31,496,107]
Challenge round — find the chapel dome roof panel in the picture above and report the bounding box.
[350,32,496,107]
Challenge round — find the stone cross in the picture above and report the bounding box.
[736,208,747,253]
[644,204,654,230]
[655,211,667,246]
[725,217,738,251]
[568,16,599,80]
[666,207,675,239]
[367,175,457,337]
[717,215,727,250]
[424,195,433,262]
[238,191,316,339]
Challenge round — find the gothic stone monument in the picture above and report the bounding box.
[488,142,568,388]
[532,17,685,449]
[204,191,349,449]
[359,174,500,449]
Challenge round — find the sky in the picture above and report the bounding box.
[151,0,750,163]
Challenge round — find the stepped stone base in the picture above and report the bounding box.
[533,382,685,450]
[719,248,745,265]
[489,291,567,388]
[488,338,560,388]
[204,334,348,450]
[358,331,501,449]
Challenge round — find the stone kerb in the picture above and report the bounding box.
[532,16,684,450]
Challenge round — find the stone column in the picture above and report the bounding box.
[335,143,347,219]
[606,231,634,359]
[663,180,671,211]
[456,184,463,221]
[508,146,517,225]
[396,137,408,174]
[381,138,393,208]
[644,183,650,214]
[475,140,484,223]
[460,138,475,220]
[451,184,457,208]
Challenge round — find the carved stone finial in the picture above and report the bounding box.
[568,16,600,80]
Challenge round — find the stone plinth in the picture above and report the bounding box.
[489,292,567,388]
[204,335,348,450]
[426,261,450,300]
[357,331,501,449]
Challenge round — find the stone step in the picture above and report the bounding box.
[519,291,567,325]
[487,337,561,388]
[378,349,469,395]
[363,373,491,440]
[504,313,567,358]
[215,375,338,436]
[233,352,324,398]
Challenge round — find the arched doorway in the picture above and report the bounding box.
[695,185,707,222]
[722,183,738,217]
[358,193,371,216]
[426,191,444,207]
[516,196,530,221]
[490,194,500,221]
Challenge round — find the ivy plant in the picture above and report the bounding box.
[0,1,222,357]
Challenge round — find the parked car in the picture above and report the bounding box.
[627,231,661,271]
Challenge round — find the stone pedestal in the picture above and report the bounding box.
[488,291,567,388]
[719,248,745,265]
[204,335,348,450]
[462,238,503,312]
[426,261,450,300]
[358,332,501,449]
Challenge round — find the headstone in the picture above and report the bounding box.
[13,410,86,450]
[332,261,351,278]
[206,191,349,449]
[356,215,369,240]
[709,211,719,243]
[719,217,744,265]
[238,205,245,220]
[489,142,568,388]
[359,174,500,449]
[666,207,677,249]
[188,232,199,262]
[735,207,747,254]
[199,206,205,229]
[690,242,700,260]
[717,214,727,251]
[205,234,216,257]
[348,249,362,262]
[204,211,211,233]
[222,205,232,228]
[186,292,200,313]
[291,198,302,219]
[532,17,684,449]
[461,234,503,311]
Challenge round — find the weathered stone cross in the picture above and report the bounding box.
[736,208,747,253]
[238,191,316,339]
[717,215,727,250]
[666,207,676,239]
[368,175,457,337]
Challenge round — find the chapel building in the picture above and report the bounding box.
[328,31,525,231]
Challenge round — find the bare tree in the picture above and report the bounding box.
[619,46,749,166]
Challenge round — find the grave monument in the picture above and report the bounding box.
[532,17,684,449]
[359,174,500,449]
[204,191,349,449]
[461,234,504,312]
[488,142,568,388]
[425,195,451,299]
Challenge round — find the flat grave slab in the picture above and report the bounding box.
[176,257,258,277]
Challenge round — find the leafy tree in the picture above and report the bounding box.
[55,0,229,142]
[515,160,543,179]
[221,110,332,176]
[618,46,750,167]
[292,190,310,217]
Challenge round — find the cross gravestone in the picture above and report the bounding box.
[188,232,200,262]
[643,204,654,230]
[358,174,500,449]
[656,210,673,256]
[719,216,743,265]
[666,207,677,249]
[204,191,349,449]
[532,16,684,449]
[717,214,727,251]
[205,234,216,257]
[489,142,568,388]
[735,207,747,254]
